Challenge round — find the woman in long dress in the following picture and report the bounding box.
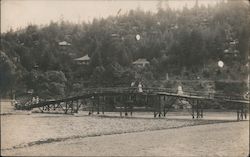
[177,85,183,95]
[138,82,143,93]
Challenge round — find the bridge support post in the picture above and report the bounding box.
[153,96,156,118]
[123,95,127,116]
[236,104,246,121]
[130,104,133,116]
[188,99,204,119]
[53,104,56,110]
[88,98,94,115]
[91,102,94,115]
[70,101,74,114]
[240,104,244,120]
[97,96,100,114]
[145,95,148,110]
[158,95,162,117]
[92,96,96,115]
[163,107,166,117]
[102,96,105,114]
[153,95,156,118]
[196,100,203,119]
[65,102,68,114]
[196,101,199,118]
[237,108,240,121]
[128,94,133,116]
[191,99,195,119]
[125,104,128,116]
[163,96,166,117]
[201,103,203,118]
[76,100,79,113]
[244,106,247,119]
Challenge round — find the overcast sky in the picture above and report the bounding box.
[1,0,222,33]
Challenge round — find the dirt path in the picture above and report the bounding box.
[2,121,249,156]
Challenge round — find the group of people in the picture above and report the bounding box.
[32,96,40,104]
[130,81,184,95]
[131,81,143,93]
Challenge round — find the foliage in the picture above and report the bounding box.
[1,1,249,98]
[0,51,16,96]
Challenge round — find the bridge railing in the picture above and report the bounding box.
[73,87,246,100]
[78,87,134,94]
[74,87,176,95]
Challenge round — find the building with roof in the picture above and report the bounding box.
[132,58,150,68]
[74,54,90,65]
[58,41,71,46]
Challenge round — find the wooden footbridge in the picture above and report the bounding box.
[16,87,249,121]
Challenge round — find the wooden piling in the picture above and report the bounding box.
[97,96,100,114]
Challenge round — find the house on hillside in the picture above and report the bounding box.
[58,41,71,46]
[74,54,90,65]
[58,41,71,52]
[132,58,150,68]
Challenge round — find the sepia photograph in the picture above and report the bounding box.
[0,0,249,156]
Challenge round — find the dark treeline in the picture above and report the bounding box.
[1,1,249,99]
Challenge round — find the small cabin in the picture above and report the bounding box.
[74,54,90,65]
[132,58,150,68]
[58,41,71,46]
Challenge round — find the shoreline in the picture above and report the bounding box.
[2,121,248,156]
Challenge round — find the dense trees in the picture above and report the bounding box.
[0,51,17,96]
[1,1,249,98]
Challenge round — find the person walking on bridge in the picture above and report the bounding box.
[130,81,136,93]
[131,81,135,87]
[138,82,143,93]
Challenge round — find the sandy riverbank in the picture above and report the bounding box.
[1,102,249,156]
[2,121,248,156]
[1,113,228,150]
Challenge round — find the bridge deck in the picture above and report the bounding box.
[16,87,249,111]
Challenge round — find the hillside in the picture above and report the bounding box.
[0,1,249,98]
